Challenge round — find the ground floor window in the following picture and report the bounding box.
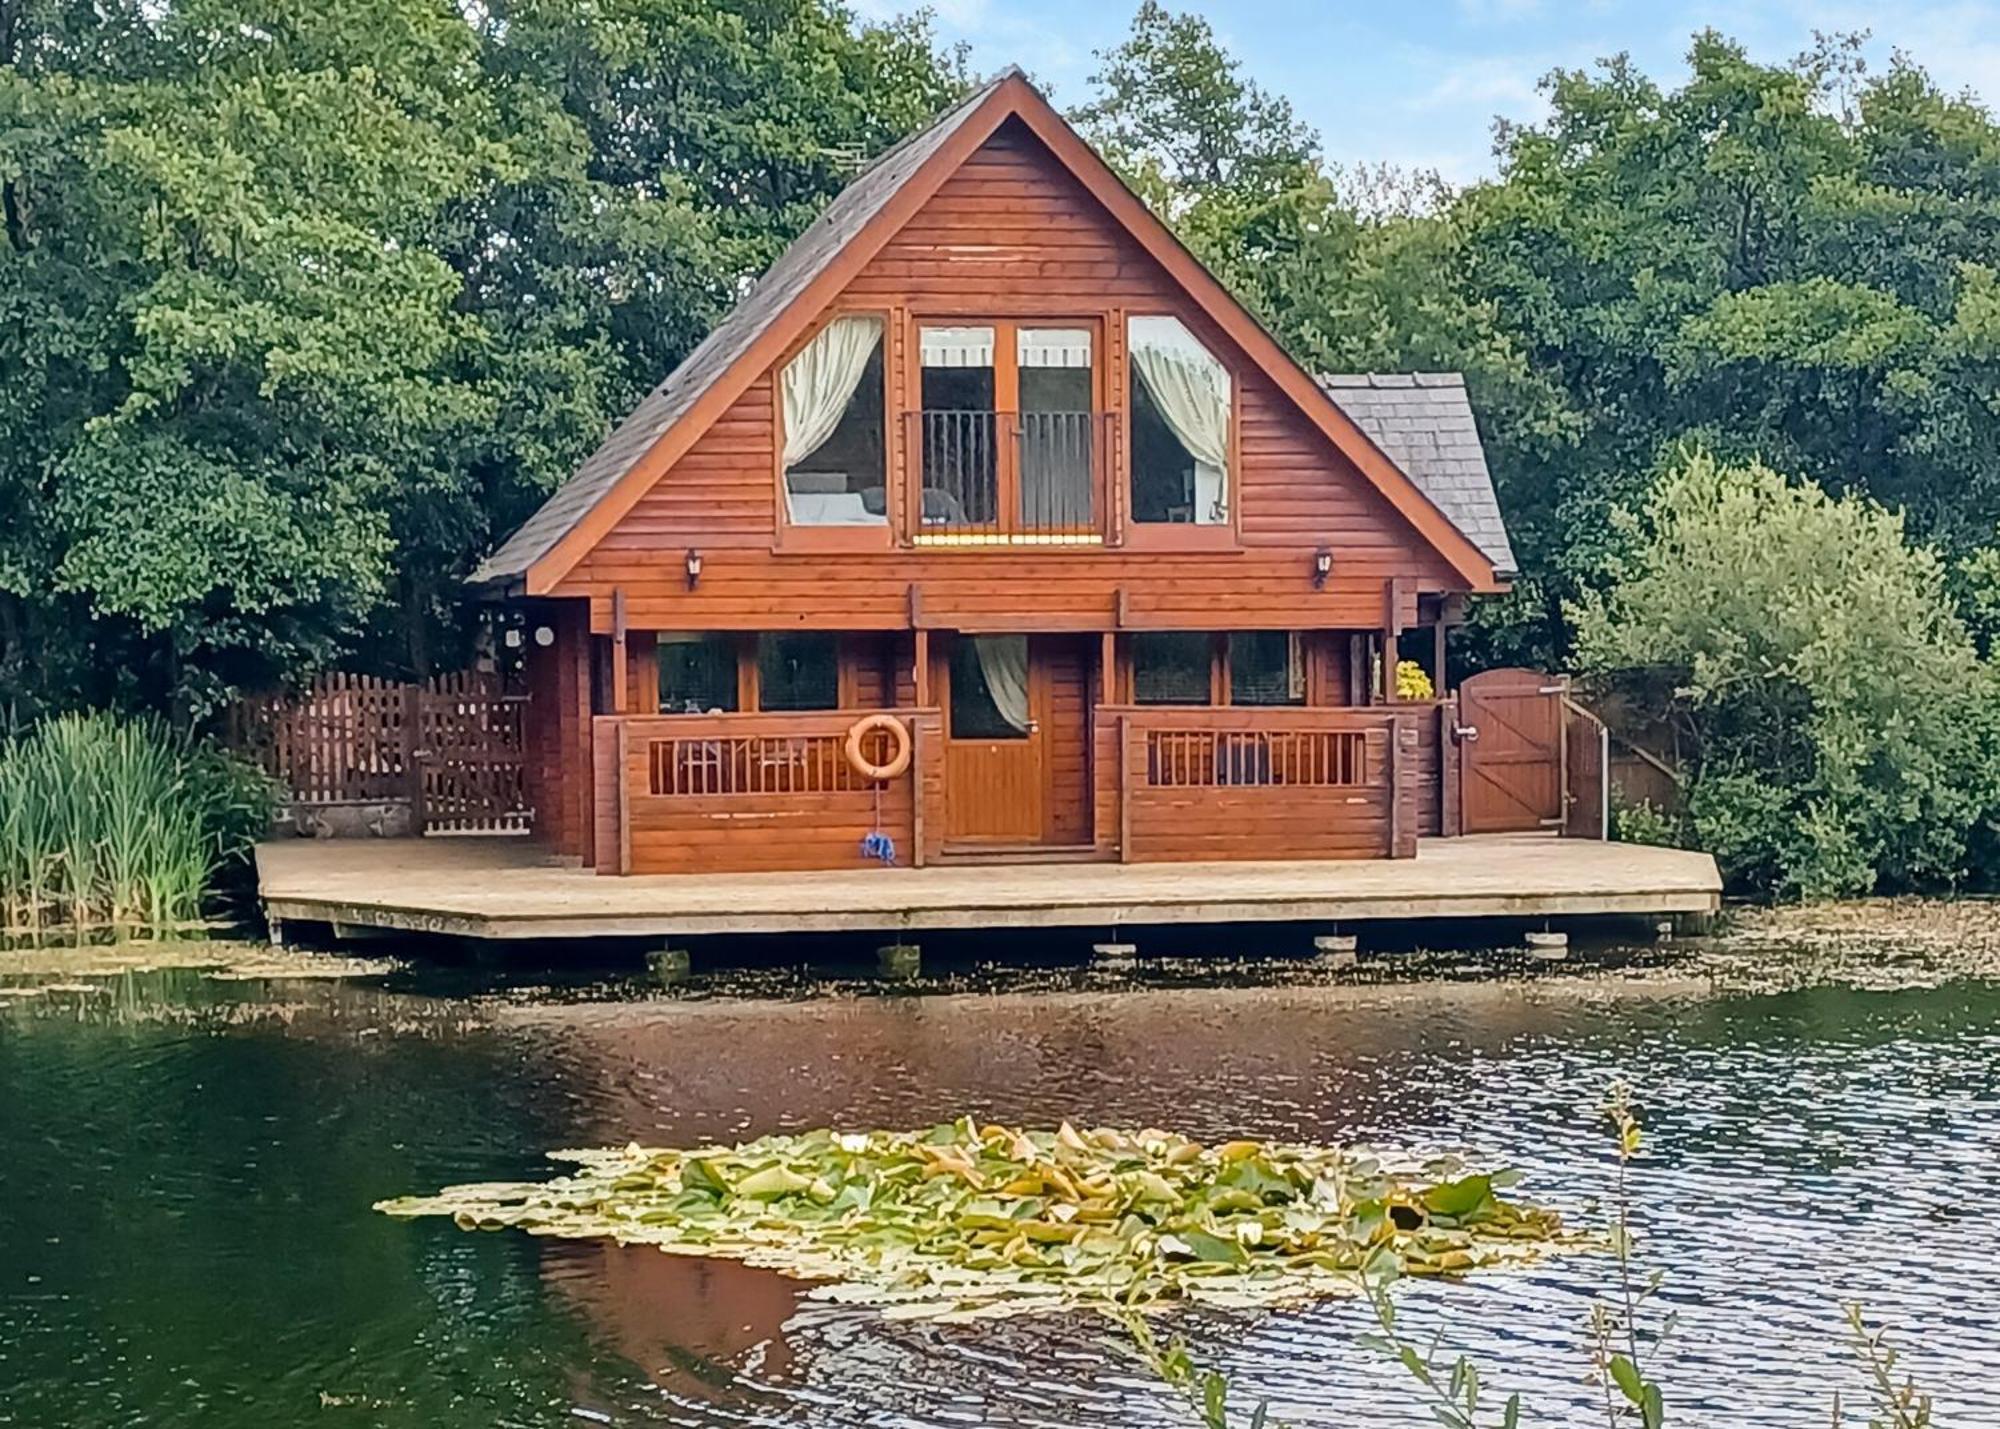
[1228,631,1305,706]
[758,633,841,711]
[658,634,739,714]
[1132,632,1215,705]
[950,635,1031,738]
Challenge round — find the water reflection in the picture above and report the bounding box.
[0,962,1994,1428]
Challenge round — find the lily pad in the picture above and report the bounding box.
[377,1118,1570,1321]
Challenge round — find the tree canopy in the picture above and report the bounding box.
[0,0,963,715]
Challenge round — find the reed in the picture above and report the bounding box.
[0,712,274,943]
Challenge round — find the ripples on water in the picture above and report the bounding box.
[0,959,1995,1428]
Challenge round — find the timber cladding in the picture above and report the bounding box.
[556,116,1464,635]
[593,710,940,875]
[1106,707,1408,862]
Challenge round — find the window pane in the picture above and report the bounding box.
[759,633,840,712]
[920,326,997,530]
[1019,327,1093,531]
[950,636,1030,739]
[658,634,739,713]
[783,316,886,526]
[1132,632,1214,705]
[1128,316,1230,525]
[1229,631,1304,706]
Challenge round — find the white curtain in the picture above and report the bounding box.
[782,315,882,471]
[973,635,1031,734]
[1129,316,1231,524]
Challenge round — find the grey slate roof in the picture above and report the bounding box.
[1319,373,1517,577]
[470,72,1014,587]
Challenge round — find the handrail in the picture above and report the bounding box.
[598,709,935,800]
[908,409,1107,544]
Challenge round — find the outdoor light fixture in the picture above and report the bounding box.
[685,548,704,590]
[1313,547,1333,589]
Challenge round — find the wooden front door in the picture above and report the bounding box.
[943,635,1092,846]
[1458,668,1564,834]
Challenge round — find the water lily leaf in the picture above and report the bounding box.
[1421,1174,1495,1219]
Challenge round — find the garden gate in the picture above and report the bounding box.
[232,669,530,835]
[1455,668,1607,838]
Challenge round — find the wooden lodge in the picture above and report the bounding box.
[466,71,1582,882]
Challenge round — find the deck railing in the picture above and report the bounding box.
[596,709,940,875]
[1100,706,1411,861]
[1145,728,1370,788]
[647,724,901,798]
[912,410,1100,543]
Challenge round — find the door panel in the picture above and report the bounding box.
[1459,668,1563,834]
[945,636,1044,843]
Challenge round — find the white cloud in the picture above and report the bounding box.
[1409,53,1550,112]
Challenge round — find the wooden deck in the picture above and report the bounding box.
[256,835,1721,942]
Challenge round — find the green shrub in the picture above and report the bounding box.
[0,712,276,939]
[1571,452,2000,899]
[1610,796,1684,849]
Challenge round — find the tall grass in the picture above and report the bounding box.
[0,712,275,942]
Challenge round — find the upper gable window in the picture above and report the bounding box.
[1128,316,1231,526]
[782,315,887,527]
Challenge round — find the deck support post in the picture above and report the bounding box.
[645,946,691,985]
[267,914,286,948]
[1670,911,1716,938]
[1524,930,1569,961]
[876,943,921,980]
[1313,932,1358,970]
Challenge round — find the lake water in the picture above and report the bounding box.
[1,945,1995,1428]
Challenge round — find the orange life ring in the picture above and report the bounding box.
[844,713,912,782]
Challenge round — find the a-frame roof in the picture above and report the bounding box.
[474,69,1508,595]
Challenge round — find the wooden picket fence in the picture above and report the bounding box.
[232,669,531,835]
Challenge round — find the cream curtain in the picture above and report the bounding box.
[973,635,1031,734]
[1129,316,1231,524]
[782,315,882,471]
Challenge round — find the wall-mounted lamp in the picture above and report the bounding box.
[685,548,703,590]
[1312,547,1333,590]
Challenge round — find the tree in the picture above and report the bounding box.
[0,0,966,717]
[1570,451,1999,898]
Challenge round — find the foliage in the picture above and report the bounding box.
[1570,452,2000,898]
[0,710,273,938]
[1,0,966,716]
[1843,1303,1934,1429]
[379,1118,1566,1321]
[1609,798,1683,850]
[1394,660,1435,701]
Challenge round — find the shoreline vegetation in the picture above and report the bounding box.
[0,712,275,944]
[8,896,2000,1007]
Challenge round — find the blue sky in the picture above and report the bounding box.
[856,1,2000,184]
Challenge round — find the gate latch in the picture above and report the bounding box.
[1451,724,1480,743]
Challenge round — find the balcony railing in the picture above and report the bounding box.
[912,410,1101,544]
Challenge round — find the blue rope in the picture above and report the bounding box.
[861,830,897,865]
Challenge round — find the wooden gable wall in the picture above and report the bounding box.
[556,118,1464,633]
